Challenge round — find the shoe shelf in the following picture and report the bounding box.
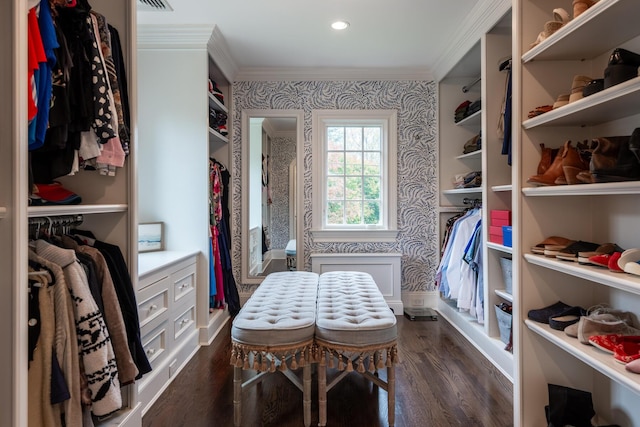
[522,76,640,129]
[455,150,481,160]
[209,127,229,145]
[442,187,482,195]
[495,289,513,303]
[491,184,512,192]
[522,0,640,64]
[27,204,128,217]
[208,91,227,114]
[454,109,482,128]
[522,181,640,196]
[525,320,640,395]
[524,253,640,296]
[487,241,513,254]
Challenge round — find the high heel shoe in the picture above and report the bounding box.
[559,141,589,185]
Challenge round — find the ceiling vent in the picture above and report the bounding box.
[137,0,173,12]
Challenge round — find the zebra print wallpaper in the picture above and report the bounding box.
[232,80,439,294]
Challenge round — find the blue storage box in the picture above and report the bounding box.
[502,226,512,247]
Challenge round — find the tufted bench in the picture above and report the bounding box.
[315,271,398,427]
[231,271,319,427]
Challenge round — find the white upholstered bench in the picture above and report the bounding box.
[230,271,319,427]
[315,271,398,427]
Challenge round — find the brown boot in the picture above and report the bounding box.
[528,142,567,186]
[537,143,560,175]
[560,141,590,185]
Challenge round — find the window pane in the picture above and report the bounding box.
[364,127,381,150]
[364,201,381,225]
[327,127,344,150]
[363,152,380,175]
[345,177,362,200]
[327,177,344,199]
[345,127,362,150]
[327,152,344,175]
[345,201,362,224]
[345,152,362,175]
[327,201,344,224]
[363,176,380,200]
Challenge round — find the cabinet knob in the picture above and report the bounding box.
[146,348,156,356]
[181,318,190,325]
[149,304,158,312]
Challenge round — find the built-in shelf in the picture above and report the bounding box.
[522,0,640,63]
[526,320,640,394]
[439,206,466,213]
[522,181,640,196]
[522,77,640,129]
[442,187,482,195]
[456,150,482,160]
[209,127,228,145]
[208,92,227,114]
[487,242,513,254]
[455,109,482,128]
[27,204,128,217]
[495,289,513,303]
[491,184,512,192]
[525,253,640,296]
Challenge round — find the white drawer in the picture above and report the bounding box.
[172,263,196,305]
[137,276,170,330]
[141,321,168,371]
[172,304,196,342]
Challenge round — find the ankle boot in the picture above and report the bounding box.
[555,141,590,184]
[592,136,640,182]
[538,143,560,175]
[547,383,595,427]
[528,142,567,186]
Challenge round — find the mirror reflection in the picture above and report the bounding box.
[242,111,302,282]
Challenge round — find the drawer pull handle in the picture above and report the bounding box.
[181,318,190,325]
[146,348,156,356]
[148,304,158,312]
[179,283,190,290]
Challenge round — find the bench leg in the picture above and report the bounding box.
[387,365,395,427]
[318,356,327,426]
[303,364,311,427]
[233,366,242,426]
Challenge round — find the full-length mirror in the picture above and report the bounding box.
[241,110,304,284]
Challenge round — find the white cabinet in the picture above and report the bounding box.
[136,252,199,415]
[437,8,514,381]
[515,0,640,425]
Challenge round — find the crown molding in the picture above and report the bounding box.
[207,25,239,83]
[432,0,512,81]
[137,24,214,49]
[234,66,433,82]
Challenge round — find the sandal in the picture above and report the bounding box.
[573,0,598,19]
[531,236,574,255]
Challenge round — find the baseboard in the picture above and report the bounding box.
[199,308,230,345]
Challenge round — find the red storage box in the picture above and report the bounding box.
[490,210,512,227]
[489,225,503,244]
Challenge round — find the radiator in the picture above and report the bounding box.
[310,253,403,314]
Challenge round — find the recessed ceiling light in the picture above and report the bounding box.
[331,20,350,30]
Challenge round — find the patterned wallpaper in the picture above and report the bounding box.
[232,80,439,294]
[268,135,296,250]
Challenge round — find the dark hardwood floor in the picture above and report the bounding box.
[142,314,513,427]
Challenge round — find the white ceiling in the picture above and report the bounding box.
[138,0,485,78]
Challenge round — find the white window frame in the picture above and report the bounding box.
[311,109,398,243]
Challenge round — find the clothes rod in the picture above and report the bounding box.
[462,77,481,93]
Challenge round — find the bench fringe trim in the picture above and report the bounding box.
[230,339,315,372]
[315,340,398,373]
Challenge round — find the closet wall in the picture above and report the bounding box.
[436,4,514,381]
[515,0,640,424]
[4,0,142,425]
[137,24,231,345]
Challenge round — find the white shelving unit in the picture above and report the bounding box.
[437,7,514,382]
[515,0,640,424]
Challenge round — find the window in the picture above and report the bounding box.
[312,110,398,243]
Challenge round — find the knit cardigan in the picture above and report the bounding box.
[35,240,122,417]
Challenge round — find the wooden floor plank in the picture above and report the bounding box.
[142,314,513,427]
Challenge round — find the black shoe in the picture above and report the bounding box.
[592,136,640,182]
